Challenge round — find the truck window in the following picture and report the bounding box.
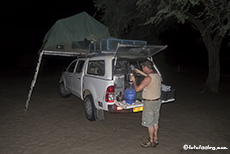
[75,60,85,73]
[87,60,105,76]
[67,60,77,73]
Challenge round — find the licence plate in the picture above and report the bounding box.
[133,106,143,112]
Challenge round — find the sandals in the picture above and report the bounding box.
[141,139,159,148]
[153,140,159,147]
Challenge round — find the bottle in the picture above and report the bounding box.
[125,82,136,104]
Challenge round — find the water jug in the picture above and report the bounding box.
[125,82,136,104]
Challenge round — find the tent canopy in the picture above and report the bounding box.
[25,12,110,111]
[42,12,110,56]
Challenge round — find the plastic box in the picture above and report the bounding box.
[90,38,147,53]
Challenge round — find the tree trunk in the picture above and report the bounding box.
[187,13,224,92]
[205,45,220,92]
[202,32,223,93]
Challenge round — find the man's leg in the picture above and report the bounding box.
[153,124,158,141]
[148,126,154,142]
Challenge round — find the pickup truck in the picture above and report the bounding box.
[59,39,175,121]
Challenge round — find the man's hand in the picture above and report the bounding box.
[130,74,136,82]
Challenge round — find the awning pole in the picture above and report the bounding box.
[25,50,44,113]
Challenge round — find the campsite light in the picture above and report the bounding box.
[56,45,64,49]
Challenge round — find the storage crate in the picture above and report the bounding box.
[90,38,147,53]
[161,88,176,101]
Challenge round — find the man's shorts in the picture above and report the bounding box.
[142,99,161,127]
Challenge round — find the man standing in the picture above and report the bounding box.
[130,60,162,148]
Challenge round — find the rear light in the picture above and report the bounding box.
[105,85,114,102]
[116,106,123,111]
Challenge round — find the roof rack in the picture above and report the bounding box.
[89,38,147,54]
[42,38,148,57]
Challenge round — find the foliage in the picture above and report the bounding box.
[136,0,230,37]
[95,0,230,38]
[94,0,230,92]
[94,0,140,37]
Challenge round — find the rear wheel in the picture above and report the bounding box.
[84,95,96,121]
[59,82,71,98]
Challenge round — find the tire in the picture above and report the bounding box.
[84,95,96,121]
[59,82,71,98]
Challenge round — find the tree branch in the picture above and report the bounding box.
[186,12,205,35]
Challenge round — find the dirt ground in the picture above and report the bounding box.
[1,62,230,154]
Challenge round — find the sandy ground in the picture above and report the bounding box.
[1,63,230,154]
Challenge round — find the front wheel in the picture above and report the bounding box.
[59,82,71,98]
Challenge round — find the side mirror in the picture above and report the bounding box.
[63,67,67,72]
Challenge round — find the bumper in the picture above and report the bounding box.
[108,100,144,113]
[108,104,133,113]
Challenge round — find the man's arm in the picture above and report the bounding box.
[130,75,151,92]
[135,68,147,76]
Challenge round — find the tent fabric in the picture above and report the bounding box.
[43,12,110,53]
[25,12,110,112]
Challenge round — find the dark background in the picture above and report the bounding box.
[0,1,229,77]
[0,1,95,71]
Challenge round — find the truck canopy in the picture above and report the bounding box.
[115,44,167,60]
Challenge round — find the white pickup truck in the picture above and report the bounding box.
[59,39,175,121]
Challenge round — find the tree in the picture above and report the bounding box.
[94,0,230,92]
[94,0,165,39]
[94,0,141,37]
[136,0,230,92]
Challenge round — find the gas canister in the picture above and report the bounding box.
[125,82,136,104]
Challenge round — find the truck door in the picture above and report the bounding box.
[65,60,78,91]
[72,60,85,97]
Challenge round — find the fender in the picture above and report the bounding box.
[82,84,100,109]
[59,74,69,91]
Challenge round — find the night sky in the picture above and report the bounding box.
[0,1,95,70]
[0,1,229,74]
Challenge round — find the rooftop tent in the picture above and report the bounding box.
[42,11,110,56]
[25,12,110,112]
